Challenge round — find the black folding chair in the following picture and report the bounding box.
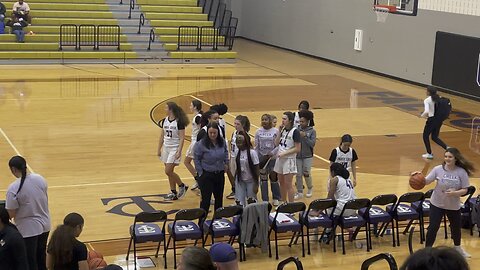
[126,210,167,269]
[277,256,304,270]
[203,205,244,260]
[268,202,307,260]
[337,198,371,255]
[298,199,337,254]
[360,253,398,270]
[409,189,433,242]
[166,208,206,269]
[386,192,424,246]
[359,194,397,249]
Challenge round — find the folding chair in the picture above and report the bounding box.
[386,192,424,246]
[298,199,337,255]
[277,256,304,270]
[359,194,397,249]
[337,198,371,255]
[166,208,206,269]
[203,205,244,260]
[268,202,306,260]
[410,189,433,242]
[126,210,168,269]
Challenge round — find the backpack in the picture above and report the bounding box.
[434,97,452,121]
[470,195,480,231]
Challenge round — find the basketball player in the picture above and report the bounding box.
[234,131,259,206]
[327,163,356,216]
[274,112,301,203]
[255,114,281,206]
[329,134,358,184]
[158,102,189,201]
[184,100,203,191]
[421,86,448,159]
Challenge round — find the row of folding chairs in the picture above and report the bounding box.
[125,186,476,268]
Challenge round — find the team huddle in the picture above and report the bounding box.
[156,100,359,215]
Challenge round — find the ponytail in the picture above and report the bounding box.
[8,156,28,195]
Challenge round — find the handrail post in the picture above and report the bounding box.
[138,13,145,34]
[128,0,135,19]
[148,28,155,50]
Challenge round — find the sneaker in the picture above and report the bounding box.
[226,191,235,200]
[272,199,280,206]
[191,182,199,191]
[306,188,313,198]
[164,193,178,201]
[178,185,188,199]
[294,193,304,200]
[454,246,471,258]
[422,153,434,159]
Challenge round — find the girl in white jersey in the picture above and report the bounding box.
[327,163,356,216]
[184,100,203,191]
[227,115,251,200]
[234,131,260,206]
[158,102,189,201]
[274,112,301,203]
[255,114,281,206]
[329,134,358,184]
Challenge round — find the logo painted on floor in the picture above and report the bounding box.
[101,194,179,217]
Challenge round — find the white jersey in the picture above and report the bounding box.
[191,113,202,142]
[237,149,260,182]
[278,127,299,159]
[334,147,354,172]
[294,112,300,128]
[333,176,356,215]
[219,118,226,136]
[255,127,278,156]
[230,131,238,158]
[160,117,184,147]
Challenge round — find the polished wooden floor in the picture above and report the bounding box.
[0,39,479,269]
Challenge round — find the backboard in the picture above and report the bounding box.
[374,0,418,16]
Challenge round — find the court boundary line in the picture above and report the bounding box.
[0,127,35,173]
[184,94,331,164]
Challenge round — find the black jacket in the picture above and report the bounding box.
[0,225,29,270]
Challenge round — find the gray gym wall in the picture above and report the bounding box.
[231,0,480,85]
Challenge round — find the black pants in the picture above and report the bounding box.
[425,204,461,247]
[199,171,225,214]
[423,117,447,154]
[24,231,49,270]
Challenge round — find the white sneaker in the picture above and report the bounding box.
[191,182,199,191]
[306,188,313,198]
[178,185,188,199]
[454,246,471,258]
[164,193,178,201]
[272,199,280,206]
[294,193,304,200]
[422,153,434,159]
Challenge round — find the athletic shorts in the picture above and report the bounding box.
[185,141,196,159]
[161,146,181,164]
[273,157,297,175]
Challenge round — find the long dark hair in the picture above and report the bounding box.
[330,162,350,179]
[47,225,77,266]
[202,122,225,149]
[191,99,202,113]
[63,212,84,228]
[200,109,217,128]
[181,247,216,270]
[444,148,475,176]
[400,246,469,270]
[427,86,440,102]
[9,156,27,195]
[283,111,295,129]
[235,131,258,180]
[167,102,189,127]
[235,115,251,133]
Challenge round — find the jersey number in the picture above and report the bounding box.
[166,130,173,138]
[279,138,288,147]
[346,179,354,189]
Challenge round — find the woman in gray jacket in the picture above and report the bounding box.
[295,110,316,199]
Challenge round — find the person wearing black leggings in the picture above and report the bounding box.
[421,148,475,258]
[421,86,447,159]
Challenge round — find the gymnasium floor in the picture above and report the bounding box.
[0,39,479,269]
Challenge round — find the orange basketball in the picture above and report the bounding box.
[88,250,104,260]
[409,172,426,190]
[88,258,107,270]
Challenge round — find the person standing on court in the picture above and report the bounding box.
[295,110,316,199]
[329,134,358,185]
[158,101,189,201]
[422,148,475,258]
[274,112,301,203]
[0,206,29,270]
[194,122,229,214]
[421,86,449,159]
[5,155,51,270]
[184,99,203,191]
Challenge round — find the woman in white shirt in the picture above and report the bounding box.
[421,86,448,159]
[184,100,203,191]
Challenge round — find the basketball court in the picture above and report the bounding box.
[1,1,480,268]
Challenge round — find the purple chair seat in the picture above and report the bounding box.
[302,212,334,228]
[269,214,301,233]
[411,200,431,216]
[168,221,202,241]
[386,204,419,221]
[130,223,164,243]
[340,214,366,228]
[203,219,239,237]
[359,206,392,224]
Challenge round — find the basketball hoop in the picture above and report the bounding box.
[374,5,396,23]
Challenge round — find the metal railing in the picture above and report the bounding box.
[138,13,145,34]
[199,26,217,50]
[148,28,155,50]
[208,0,220,21]
[59,24,120,51]
[59,24,77,50]
[177,26,200,50]
[128,0,135,19]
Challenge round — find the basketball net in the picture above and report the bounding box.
[374,6,390,23]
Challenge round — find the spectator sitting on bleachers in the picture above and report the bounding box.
[0,1,6,22]
[6,17,27,43]
[12,0,30,25]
